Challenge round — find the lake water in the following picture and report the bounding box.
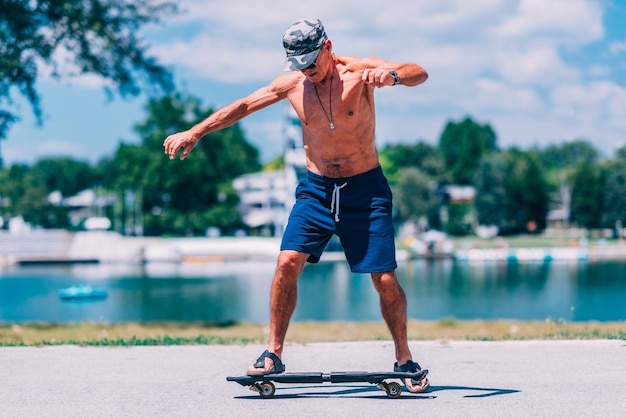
[1,258,625,323]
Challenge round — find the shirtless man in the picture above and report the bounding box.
[163,18,429,392]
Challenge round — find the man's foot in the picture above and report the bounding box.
[246,350,285,376]
[394,360,431,393]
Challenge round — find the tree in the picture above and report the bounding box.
[393,167,438,225]
[379,141,445,185]
[264,154,285,171]
[503,149,549,233]
[0,163,67,227]
[601,150,626,231]
[0,0,177,143]
[439,117,497,184]
[536,140,600,229]
[537,140,599,171]
[30,157,96,197]
[0,157,101,228]
[571,161,605,230]
[473,152,508,228]
[101,93,261,236]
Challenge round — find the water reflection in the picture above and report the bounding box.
[0,259,625,323]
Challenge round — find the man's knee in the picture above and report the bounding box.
[371,271,401,290]
[276,250,308,275]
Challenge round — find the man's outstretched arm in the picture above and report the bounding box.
[163,73,296,160]
[361,58,428,88]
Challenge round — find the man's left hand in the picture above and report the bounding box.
[362,68,395,88]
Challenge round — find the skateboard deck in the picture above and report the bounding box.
[227,369,428,398]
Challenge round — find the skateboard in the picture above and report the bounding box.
[227,369,428,398]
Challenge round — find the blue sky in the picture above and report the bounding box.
[4,0,626,166]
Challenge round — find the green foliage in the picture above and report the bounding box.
[474,152,508,227]
[380,142,445,185]
[438,317,457,327]
[380,142,446,228]
[0,0,177,141]
[30,157,97,197]
[439,117,497,184]
[445,202,474,236]
[0,162,67,227]
[0,92,260,234]
[2,104,626,238]
[535,141,600,225]
[602,154,626,229]
[0,157,102,228]
[393,167,438,224]
[571,162,606,229]
[536,140,599,171]
[103,93,261,235]
[503,149,549,233]
[469,148,550,234]
[264,154,285,171]
[0,335,256,347]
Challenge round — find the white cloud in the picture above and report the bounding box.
[609,41,626,54]
[490,0,604,45]
[36,45,112,90]
[472,78,544,112]
[551,80,621,115]
[3,138,87,165]
[11,0,624,166]
[161,0,603,85]
[151,35,283,83]
[494,45,577,86]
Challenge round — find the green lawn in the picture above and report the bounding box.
[1,320,624,347]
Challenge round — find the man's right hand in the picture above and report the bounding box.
[163,130,199,160]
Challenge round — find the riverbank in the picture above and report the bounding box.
[2,230,626,265]
[1,319,624,346]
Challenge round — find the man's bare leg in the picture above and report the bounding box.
[247,250,308,374]
[371,270,429,392]
[371,271,412,363]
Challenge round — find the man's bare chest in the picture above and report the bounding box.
[291,78,371,130]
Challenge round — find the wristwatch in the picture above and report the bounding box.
[390,70,400,86]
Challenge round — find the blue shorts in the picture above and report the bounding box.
[280,166,397,273]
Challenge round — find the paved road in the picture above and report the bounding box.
[1,340,625,417]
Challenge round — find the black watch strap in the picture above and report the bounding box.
[390,70,400,86]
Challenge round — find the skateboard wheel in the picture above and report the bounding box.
[257,381,276,398]
[385,381,402,398]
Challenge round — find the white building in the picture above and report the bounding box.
[233,107,307,236]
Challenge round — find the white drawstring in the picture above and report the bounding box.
[330,182,347,222]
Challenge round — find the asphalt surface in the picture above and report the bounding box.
[2,340,625,417]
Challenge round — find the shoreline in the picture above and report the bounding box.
[2,230,626,265]
[2,319,624,346]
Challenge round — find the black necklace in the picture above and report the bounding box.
[313,72,334,129]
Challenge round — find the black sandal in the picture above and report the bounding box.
[247,350,286,376]
[394,359,423,373]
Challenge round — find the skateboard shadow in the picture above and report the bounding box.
[234,384,519,400]
[429,385,521,398]
[235,384,437,400]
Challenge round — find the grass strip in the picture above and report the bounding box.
[1,320,624,347]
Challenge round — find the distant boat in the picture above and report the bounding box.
[58,284,108,301]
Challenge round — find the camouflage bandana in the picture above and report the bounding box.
[282,18,328,71]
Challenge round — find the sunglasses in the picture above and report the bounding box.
[301,47,326,71]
